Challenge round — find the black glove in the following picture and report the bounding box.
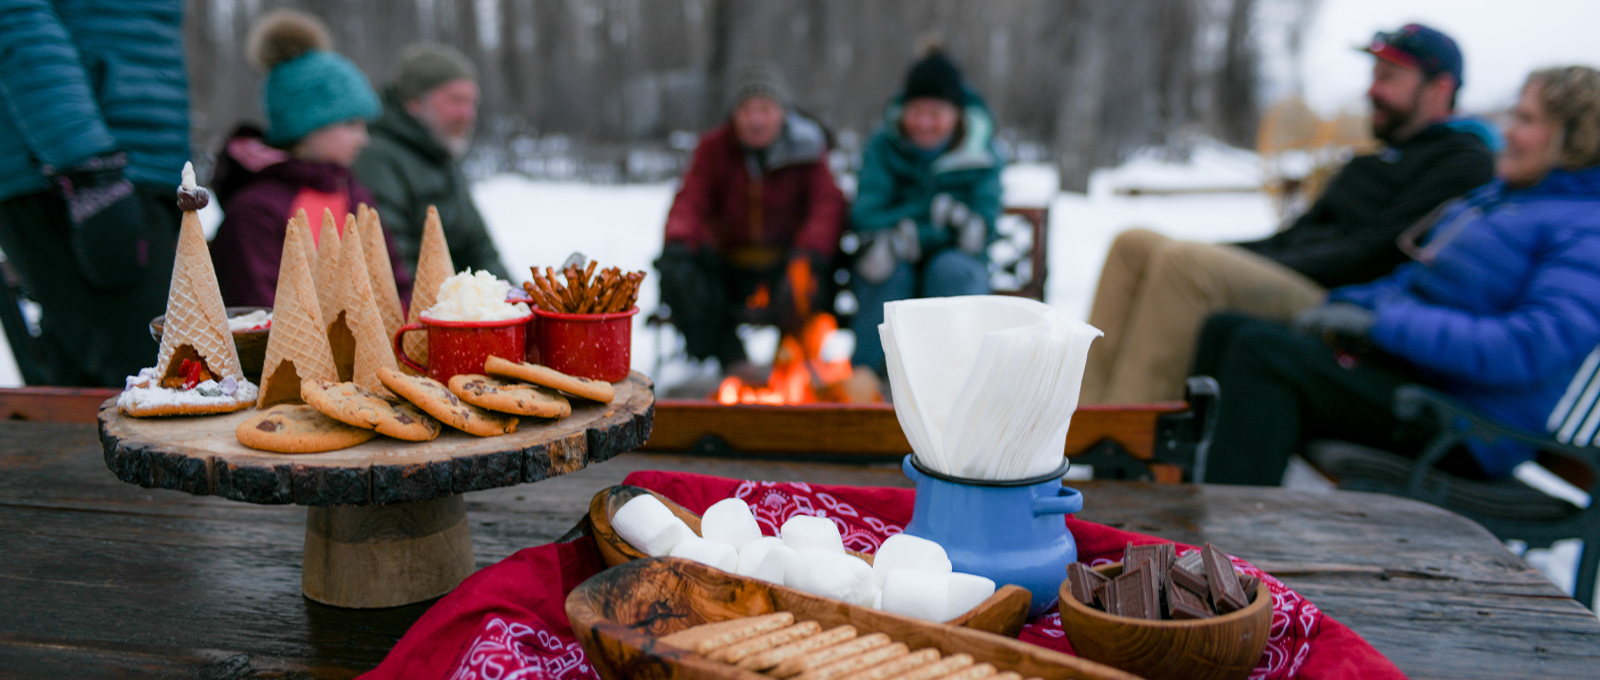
[49,152,149,290]
[775,250,831,337]
[1294,302,1376,349]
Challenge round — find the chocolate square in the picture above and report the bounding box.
[1238,574,1261,604]
[1165,575,1213,619]
[1066,562,1109,606]
[1124,542,1165,577]
[1171,560,1203,595]
[1203,543,1249,613]
[1108,565,1161,620]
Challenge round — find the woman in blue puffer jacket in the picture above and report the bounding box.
[1198,66,1600,485]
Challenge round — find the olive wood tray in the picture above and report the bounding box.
[565,556,1144,680]
[587,484,1033,636]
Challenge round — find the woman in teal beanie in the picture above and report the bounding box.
[848,49,1004,376]
[210,10,412,308]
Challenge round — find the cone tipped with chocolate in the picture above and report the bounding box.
[257,217,337,407]
[155,174,243,386]
[327,212,400,395]
[358,203,405,343]
[314,207,343,327]
[403,205,456,369]
[121,163,255,416]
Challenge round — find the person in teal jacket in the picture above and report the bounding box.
[849,50,1003,374]
[0,0,189,386]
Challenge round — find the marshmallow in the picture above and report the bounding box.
[752,543,798,584]
[871,586,884,610]
[784,548,875,606]
[701,498,763,549]
[611,494,693,557]
[945,572,997,620]
[881,569,951,622]
[780,515,846,554]
[736,536,787,577]
[668,535,739,572]
[870,533,953,588]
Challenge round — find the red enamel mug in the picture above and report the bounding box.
[532,306,638,382]
[392,312,534,383]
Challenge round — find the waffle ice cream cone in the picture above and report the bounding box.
[403,205,456,370]
[258,217,337,407]
[155,197,244,385]
[291,208,317,275]
[314,208,343,328]
[328,212,400,395]
[358,204,405,344]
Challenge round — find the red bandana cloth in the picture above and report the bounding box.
[361,470,1403,680]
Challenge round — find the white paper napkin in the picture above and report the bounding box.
[880,296,1101,480]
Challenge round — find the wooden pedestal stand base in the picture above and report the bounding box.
[302,494,474,608]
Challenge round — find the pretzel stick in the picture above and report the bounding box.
[521,282,551,311]
[535,274,565,312]
[596,278,627,313]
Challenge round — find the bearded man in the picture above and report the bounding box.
[353,43,508,280]
[1079,23,1496,405]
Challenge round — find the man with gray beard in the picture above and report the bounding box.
[354,43,508,280]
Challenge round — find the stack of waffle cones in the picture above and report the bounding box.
[403,206,456,371]
[257,216,337,407]
[326,211,401,395]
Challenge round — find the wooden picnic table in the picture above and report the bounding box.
[2,419,1597,678]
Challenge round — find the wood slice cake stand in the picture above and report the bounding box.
[100,371,654,609]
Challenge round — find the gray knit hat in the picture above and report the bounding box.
[726,62,790,113]
[394,43,479,102]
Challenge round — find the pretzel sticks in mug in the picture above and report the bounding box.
[524,262,645,314]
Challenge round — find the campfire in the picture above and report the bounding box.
[715,259,876,405]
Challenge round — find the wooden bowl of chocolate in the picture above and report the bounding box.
[566,556,1144,680]
[1057,543,1271,680]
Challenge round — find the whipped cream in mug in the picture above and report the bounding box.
[425,270,530,322]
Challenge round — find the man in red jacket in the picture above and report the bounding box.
[655,63,846,378]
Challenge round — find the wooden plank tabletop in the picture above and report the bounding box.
[2,420,1596,678]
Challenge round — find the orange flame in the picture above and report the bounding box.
[716,313,860,405]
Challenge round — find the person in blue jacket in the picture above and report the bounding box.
[849,49,1003,377]
[0,0,189,386]
[1197,66,1600,485]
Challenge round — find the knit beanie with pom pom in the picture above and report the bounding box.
[247,10,380,147]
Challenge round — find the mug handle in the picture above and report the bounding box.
[1032,486,1084,516]
[393,323,429,374]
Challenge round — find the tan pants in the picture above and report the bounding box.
[1080,229,1326,404]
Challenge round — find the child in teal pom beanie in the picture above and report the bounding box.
[209,10,412,308]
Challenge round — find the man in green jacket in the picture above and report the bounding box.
[353,43,508,283]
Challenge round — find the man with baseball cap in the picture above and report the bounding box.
[1080,22,1495,405]
[353,43,508,279]
[654,63,847,381]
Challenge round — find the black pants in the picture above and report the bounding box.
[1195,313,1488,485]
[655,246,826,368]
[0,189,178,387]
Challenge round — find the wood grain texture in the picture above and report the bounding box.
[5,423,1598,679]
[564,557,1142,680]
[98,372,654,505]
[302,495,476,608]
[1057,563,1271,680]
